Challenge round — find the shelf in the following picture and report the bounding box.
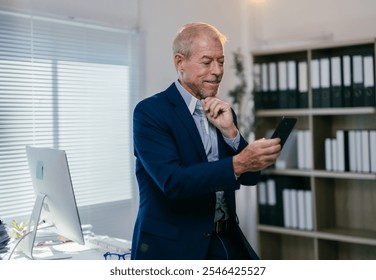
[256,109,311,117]
[258,225,376,247]
[256,107,376,117]
[258,224,316,238]
[317,228,376,246]
[265,168,376,180]
[252,37,376,56]
[253,39,376,260]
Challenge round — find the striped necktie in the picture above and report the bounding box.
[194,102,212,156]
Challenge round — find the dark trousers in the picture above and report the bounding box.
[206,228,252,260]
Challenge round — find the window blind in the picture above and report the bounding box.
[0,11,140,220]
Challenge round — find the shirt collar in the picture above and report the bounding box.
[174,80,199,115]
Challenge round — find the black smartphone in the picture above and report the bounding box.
[270,117,297,148]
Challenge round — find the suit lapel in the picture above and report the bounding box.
[165,84,208,161]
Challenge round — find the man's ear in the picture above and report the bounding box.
[174,53,185,72]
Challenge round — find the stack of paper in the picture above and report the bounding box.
[0,219,10,258]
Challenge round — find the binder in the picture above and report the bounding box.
[257,180,268,224]
[298,61,308,108]
[331,138,337,172]
[266,178,283,226]
[325,138,332,171]
[275,130,298,169]
[282,188,291,228]
[287,60,298,108]
[363,55,375,106]
[361,130,370,173]
[266,178,277,224]
[268,62,278,109]
[304,190,313,231]
[352,55,364,107]
[278,61,288,109]
[320,58,331,107]
[348,130,357,172]
[275,180,284,227]
[297,130,306,169]
[297,190,306,230]
[304,130,313,169]
[336,130,349,172]
[296,130,313,170]
[310,59,321,107]
[279,176,311,230]
[342,55,353,107]
[330,56,343,107]
[289,188,298,229]
[355,130,362,172]
[370,130,376,173]
[261,63,270,109]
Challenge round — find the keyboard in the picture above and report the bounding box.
[85,235,131,254]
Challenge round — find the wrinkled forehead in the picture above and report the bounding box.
[190,35,224,57]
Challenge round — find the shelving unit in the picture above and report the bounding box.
[252,39,376,259]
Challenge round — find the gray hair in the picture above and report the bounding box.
[172,22,228,59]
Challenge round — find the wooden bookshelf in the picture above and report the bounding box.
[253,39,376,260]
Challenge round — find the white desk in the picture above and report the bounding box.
[6,235,132,260]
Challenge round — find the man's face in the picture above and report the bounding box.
[176,36,224,100]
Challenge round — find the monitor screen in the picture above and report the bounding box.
[18,146,84,259]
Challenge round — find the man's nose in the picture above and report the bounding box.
[211,61,223,76]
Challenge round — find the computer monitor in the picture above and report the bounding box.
[18,145,84,259]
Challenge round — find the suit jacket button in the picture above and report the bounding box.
[203,232,211,238]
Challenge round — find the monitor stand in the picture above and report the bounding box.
[16,193,72,260]
[17,193,46,259]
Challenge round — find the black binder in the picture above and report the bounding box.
[320,58,331,107]
[268,62,279,109]
[261,63,270,109]
[342,55,353,107]
[257,179,268,225]
[352,55,364,107]
[266,178,283,227]
[298,61,309,108]
[363,55,376,106]
[253,63,263,109]
[311,59,321,107]
[330,56,343,107]
[278,61,288,109]
[287,60,298,108]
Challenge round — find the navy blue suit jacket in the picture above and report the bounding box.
[131,83,260,259]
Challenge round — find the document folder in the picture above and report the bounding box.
[310,59,321,107]
[342,55,353,107]
[363,55,375,106]
[352,55,364,107]
[331,56,343,107]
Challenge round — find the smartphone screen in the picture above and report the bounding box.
[270,117,297,148]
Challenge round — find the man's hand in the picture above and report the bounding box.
[201,97,237,138]
[233,137,281,175]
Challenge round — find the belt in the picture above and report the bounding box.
[212,220,229,233]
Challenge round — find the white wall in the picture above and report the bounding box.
[138,0,251,101]
[249,0,376,50]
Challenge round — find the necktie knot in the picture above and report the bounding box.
[194,102,205,117]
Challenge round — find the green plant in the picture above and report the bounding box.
[8,219,28,239]
[228,49,258,140]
